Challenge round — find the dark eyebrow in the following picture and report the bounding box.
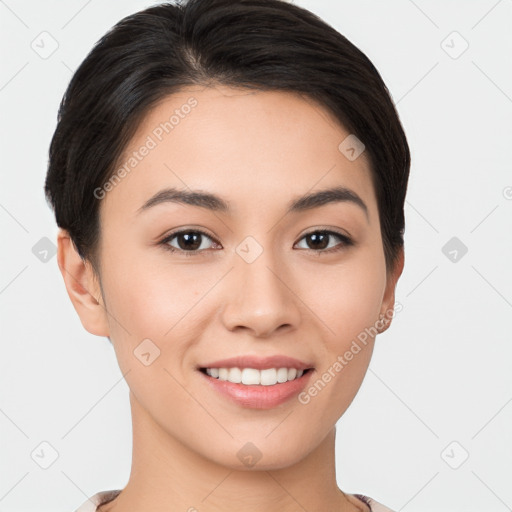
[288,186,368,220]
[137,185,368,220]
[137,188,230,214]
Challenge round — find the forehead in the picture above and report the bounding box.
[100,85,376,222]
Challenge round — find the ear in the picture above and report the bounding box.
[377,246,404,334]
[56,228,110,337]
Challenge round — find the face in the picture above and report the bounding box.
[74,85,402,469]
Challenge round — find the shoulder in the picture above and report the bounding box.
[75,490,393,512]
[74,490,122,512]
[351,493,396,512]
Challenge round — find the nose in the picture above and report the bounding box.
[220,245,302,338]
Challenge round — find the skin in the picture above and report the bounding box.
[57,85,404,512]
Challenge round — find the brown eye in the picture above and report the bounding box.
[161,229,219,255]
[295,230,353,253]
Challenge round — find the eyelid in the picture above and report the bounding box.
[162,226,217,240]
[299,225,352,240]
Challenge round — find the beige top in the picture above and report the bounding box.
[74,489,395,511]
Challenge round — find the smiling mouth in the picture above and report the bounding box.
[198,367,313,386]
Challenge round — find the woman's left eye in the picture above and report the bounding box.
[160,229,353,256]
[294,230,353,253]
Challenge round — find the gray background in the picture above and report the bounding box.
[1,0,511,511]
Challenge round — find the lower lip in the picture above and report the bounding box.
[198,369,314,409]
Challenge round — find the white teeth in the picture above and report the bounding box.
[259,368,277,386]
[204,367,307,385]
[276,367,288,383]
[229,367,242,383]
[242,368,261,385]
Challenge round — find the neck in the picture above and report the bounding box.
[99,391,367,512]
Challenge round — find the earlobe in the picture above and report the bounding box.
[56,229,110,337]
[377,247,405,334]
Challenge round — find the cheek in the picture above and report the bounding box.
[100,252,218,364]
[296,248,385,409]
[102,245,180,326]
[304,255,386,344]
[101,263,201,412]
[299,268,382,425]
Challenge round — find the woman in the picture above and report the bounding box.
[44,0,409,510]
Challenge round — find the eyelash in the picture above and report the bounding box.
[159,228,353,257]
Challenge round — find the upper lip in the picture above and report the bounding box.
[199,355,314,371]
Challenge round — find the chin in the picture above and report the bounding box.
[199,434,312,472]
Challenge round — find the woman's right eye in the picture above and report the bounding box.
[160,229,220,256]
